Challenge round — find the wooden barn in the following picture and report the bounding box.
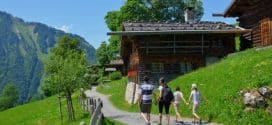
[224,0,272,48]
[108,21,250,103]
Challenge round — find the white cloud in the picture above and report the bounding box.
[55,24,72,33]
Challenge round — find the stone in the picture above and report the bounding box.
[125,82,140,104]
[244,107,255,112]
[243,90,267,108]
[79,121,86,125]
[239,89,249,96]
[266,106,272,116]
[258,86,272,99]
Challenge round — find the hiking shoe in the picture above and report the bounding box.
[192,121,196,124]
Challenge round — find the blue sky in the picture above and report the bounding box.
[0,0,236,48]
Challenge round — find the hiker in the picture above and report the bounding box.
[173,86,189,123]
[137,76,155,125]
[188,83,201,124]
[157,77,173,125]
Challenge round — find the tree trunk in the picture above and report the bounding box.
[66,91,75,121]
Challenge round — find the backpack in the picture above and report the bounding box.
[161,87,174,103]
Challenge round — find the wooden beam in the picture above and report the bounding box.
[173,34,176,54]
[202,34,204,55]
[139,46,210,49]
[139,40,211,43]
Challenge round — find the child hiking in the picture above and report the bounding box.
[188,83,201,124]
[173,86,189,124]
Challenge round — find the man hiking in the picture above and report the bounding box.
[137,76,155,125]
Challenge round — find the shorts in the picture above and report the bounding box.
[140,103,152,113]
[192,104,199,114]
[174,103,180,113]
[159,101,171,114]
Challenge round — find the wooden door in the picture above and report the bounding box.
[260,18,272,46]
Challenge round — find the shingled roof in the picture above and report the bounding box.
[108,21,251,36]
[123,21,238,31]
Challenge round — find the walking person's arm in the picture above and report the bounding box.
[188,92,192,105]
[182,95,189,105]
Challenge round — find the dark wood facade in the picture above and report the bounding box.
[224,0,272,48]
[108,22,250,85]
[123,34,235,84]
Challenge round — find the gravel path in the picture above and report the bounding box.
[85,87,221,125]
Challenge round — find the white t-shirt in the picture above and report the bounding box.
[158,85,163,91]
[191,90,200,105]
[174,91,183,104]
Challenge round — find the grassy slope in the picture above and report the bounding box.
[97,47,272,125]
[103,118,127,125]
[0,93,90,125]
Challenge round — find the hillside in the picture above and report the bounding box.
[0,11,96,103]
[97,47,272,125]
[168,47,272,125]
[0,92,90,125]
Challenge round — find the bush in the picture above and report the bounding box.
[109,71,122,80]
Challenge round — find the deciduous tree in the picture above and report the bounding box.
[104,0,204,59]
[0,83,19,111]
[43,35,87,121]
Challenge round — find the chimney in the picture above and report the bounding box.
[184,7,194,23]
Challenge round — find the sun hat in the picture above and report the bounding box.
[192,83,197,88]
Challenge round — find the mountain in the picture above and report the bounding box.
[0,11,96,103]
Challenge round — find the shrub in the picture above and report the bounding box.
[109,71,122,80]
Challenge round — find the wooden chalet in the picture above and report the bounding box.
[108,22,250,85]
[224,0,272,48]
[107,8,251,103]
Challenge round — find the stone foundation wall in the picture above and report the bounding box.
[125,82,140,104]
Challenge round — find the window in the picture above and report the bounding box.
[206,57,219,66]
[180,62,192,74]
[151,63,164,73]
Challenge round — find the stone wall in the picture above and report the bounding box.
[125,82,140,104]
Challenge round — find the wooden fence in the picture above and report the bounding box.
[79,97,104,125]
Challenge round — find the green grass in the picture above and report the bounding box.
[102,117,127,125]
[96,77,165,114]
[97,47,272,125]
[97,77,139,112]
[0,92,90,125]
[235,36,241,51]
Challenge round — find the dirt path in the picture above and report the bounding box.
[85,87,221,125]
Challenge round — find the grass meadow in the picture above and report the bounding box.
[97,47,272,125]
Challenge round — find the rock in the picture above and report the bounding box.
[266,106,272,116]
[244,107,255,112]
[243,90,267,108]
[258,86,272,99]
[79,121,86,125]
[239,89,249,96]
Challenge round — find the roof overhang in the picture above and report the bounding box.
[224,0,237,17]
[107,29,252,36]
[224,0,262,17]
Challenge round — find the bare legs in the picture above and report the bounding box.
[166,114,170,125]
[158,113,170,125]
[192,104,201,123]
[175,111,182,121]
[174,104,183,122]
[159,113,162,124]
[141,112,150,124]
